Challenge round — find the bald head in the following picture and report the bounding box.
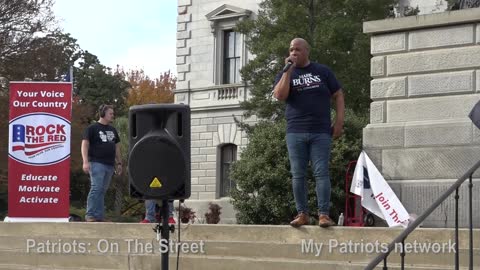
[290,38,310,52]
[289,38,310,67]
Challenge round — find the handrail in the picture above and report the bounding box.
[365,158,480,270]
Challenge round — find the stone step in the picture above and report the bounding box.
[133,254,472,270]
[0,265,119,270]
[0,250,128,269]
[0,222,477,270]
[0,252,471,270]
[0,235,477,267]
[0,223,477,247]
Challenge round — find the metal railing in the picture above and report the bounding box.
[365,159,479,270]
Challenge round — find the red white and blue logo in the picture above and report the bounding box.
[9,113,71,166]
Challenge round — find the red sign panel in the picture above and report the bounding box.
[8,82,72,220]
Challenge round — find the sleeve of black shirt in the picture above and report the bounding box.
[272,71,283,89]
[82,125,91,141]
[114,128,120,144]
[325,67,342,95]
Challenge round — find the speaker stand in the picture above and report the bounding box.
[154,200,175,270]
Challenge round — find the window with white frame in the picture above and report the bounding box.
[223,30,241,84]
[206,5,251,85]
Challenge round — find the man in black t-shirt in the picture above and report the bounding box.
[81,104,122,222]
[273,38,345,228]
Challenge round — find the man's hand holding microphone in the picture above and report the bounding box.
[283,56,296,73]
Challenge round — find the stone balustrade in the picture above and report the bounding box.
[174,84,248,110]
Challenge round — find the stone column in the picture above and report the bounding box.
[363,8,480,227]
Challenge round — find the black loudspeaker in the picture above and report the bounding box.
[128,104,190,200]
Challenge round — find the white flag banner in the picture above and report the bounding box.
[350,151,410,228]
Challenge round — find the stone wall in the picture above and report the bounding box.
[363,8,480,227]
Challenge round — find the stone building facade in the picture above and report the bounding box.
[363,8,480,227]
[175,0,261,222]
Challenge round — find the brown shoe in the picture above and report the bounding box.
[85,217,98,222]
[290,213,309,227]
[319,214,335,228]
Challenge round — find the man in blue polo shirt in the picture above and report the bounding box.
[273,38,345,228]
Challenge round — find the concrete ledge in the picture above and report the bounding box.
[0,252,129,269]
[1,223,478,244]
[0,222,478,268]
[2,251,476,270]
[183,198,237,224]
[364,8,480,34]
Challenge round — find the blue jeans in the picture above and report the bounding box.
[145,200,174,222]
[286,133,332,215]
[86,162,114,220]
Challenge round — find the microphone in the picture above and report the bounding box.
[282,60,293,72]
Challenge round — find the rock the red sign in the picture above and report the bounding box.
[8,82,72,220]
